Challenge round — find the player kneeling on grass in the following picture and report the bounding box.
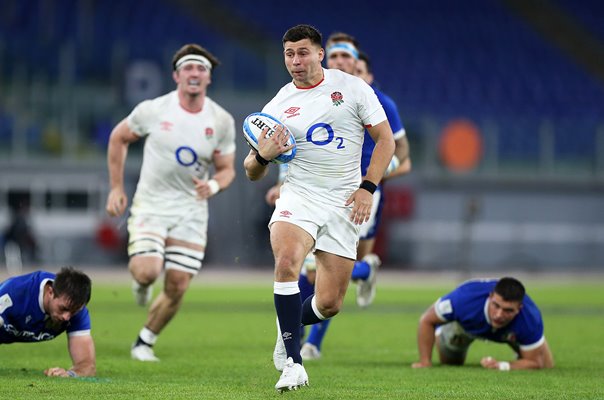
[0,267,95,377]
[412,277,554,371]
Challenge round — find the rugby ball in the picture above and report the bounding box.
[243,112,296,163]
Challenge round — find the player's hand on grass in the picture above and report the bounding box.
[480,356,500,369]
[106,187,128,217]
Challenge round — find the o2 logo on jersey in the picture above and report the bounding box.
[306,123,345,149]
[175,146,197,166]
[175,146,206,174]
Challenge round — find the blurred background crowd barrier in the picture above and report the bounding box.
[1,0,603,270]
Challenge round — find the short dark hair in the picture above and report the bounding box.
[494,277,525,302]
[325,31,360,49]
[172,43,220,70]
[52,267,92,310]
[282,24,322,47]
[358,51,372,74]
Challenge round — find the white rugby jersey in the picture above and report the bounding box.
[127,91,235,214]
[263,68,386,206]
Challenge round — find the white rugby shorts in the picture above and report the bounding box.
[127,203,208,250]
[435,321,475,361]
[269,186,360,260]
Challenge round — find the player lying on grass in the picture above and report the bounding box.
[0,267,95,377]
[412,277,554,370]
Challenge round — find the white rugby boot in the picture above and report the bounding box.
[275,357,309,392]
[131,344,160,362]
[273,317,287,371]
[300,342,322,361]
[356,253,381,308]
[132,280,152,307]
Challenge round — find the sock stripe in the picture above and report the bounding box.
[311,296,327,320]
[274,281,300,295]
[139,327,158,345]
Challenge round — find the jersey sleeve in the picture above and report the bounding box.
[515,302,545,350]
[433,287,465,322]
[356,79,387,128]
[126,99,155,137]
[66,306,91,337]
[0,291,14,324]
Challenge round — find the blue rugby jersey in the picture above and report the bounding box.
[358,86,405,239]
[0,271,91,344]
[360,86,405,177]
[434,279,544,350]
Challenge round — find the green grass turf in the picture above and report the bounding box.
[1,279,603,399]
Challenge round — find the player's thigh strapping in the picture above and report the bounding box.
[127,206,208,275]
[269,186,360,260]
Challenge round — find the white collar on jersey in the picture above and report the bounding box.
[38,278,51,314]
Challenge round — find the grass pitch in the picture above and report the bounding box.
[1,275,603,399]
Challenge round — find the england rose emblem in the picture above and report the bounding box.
[331,91,344,106]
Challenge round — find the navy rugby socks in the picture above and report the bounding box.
[274,281,303,364]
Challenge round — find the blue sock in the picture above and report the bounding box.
[351,260,370,281]
[301,295,324,325]
[298,274,315,340]
[306,319,331,350]
[298,273,315,302]
[274,283,302,364]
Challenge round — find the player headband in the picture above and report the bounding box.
[175,54,212,71]
[326,42,359,59]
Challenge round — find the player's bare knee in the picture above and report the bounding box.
[321,307,339,319]
[129,259,162,285]
[128,233,165,284]
[274,254,302,280]
[316,298,342,318]
[274,253,300,269]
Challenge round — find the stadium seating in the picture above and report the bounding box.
[554,0,604,42]
[0,0,227,80]
[1,0,603,165]
[213,0,604,162]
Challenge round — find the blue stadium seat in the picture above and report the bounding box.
[1,0,602,162]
